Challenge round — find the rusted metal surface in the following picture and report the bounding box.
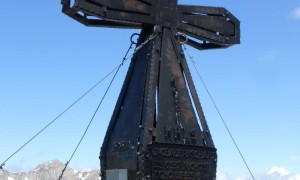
[61,0,240,179]
[61,0,240,50]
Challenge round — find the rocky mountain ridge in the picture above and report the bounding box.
[0,160,100,180]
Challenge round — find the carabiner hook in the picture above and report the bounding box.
[130,33,140,45]
[176,32,188,44]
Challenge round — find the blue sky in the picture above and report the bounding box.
[1,0,300,179]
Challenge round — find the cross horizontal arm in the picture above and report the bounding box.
[177,5,240,48]
[62,0,240,49]
[61,0,153,29]
[62,7,141,28]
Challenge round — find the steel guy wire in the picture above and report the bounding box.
[58,35,136,180]
[0,68,116,170]
[59,57,121,180]
[58,33,155,179]
[0,33,155,170]
[182,43,256,180]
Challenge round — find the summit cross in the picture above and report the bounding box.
[61,0,240,179]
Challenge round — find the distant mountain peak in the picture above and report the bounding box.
[34,160,64,170]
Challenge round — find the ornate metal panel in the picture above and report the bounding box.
[146,143,217,180]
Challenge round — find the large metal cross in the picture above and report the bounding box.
[61,0,240,179]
